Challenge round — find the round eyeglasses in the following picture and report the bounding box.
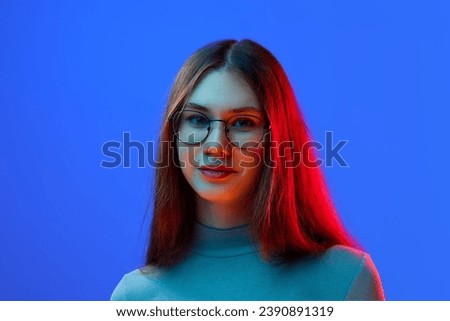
[169,109,271,148]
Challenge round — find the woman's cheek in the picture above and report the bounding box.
[176,146,192,184]
[238,147,263,169]
[177,144,198,169]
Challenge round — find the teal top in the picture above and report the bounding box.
[111,222,385,300]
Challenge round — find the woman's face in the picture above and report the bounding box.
[176,69,266,205]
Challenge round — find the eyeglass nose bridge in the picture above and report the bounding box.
[208,119,228,128]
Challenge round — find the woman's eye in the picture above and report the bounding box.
[186,115,208,126]
[231,118,256,128]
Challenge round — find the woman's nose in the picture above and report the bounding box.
[202,120,231,156]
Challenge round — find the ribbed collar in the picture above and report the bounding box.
[189,221,260,257]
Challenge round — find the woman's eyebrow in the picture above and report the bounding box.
[186,102,263,114]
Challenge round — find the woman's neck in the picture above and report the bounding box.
[195,197,250,229]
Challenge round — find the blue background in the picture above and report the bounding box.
[1,0,449,300]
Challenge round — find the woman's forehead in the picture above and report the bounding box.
[184,102,264,117]
[187,69,261,114]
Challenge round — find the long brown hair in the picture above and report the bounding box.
[145,39,359,268]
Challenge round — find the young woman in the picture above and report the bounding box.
[111,39,385,300]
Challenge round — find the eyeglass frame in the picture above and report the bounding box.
[168,108,272,149]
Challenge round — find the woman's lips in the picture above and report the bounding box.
[198,168,236,179]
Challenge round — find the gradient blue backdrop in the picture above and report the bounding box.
[1,0,449,300]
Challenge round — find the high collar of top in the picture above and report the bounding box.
[190,221,260,258]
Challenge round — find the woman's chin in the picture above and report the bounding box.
[195,191,237,204]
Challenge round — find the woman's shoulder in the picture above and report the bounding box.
[317,244,385,300]
[122,265,163,280]
[321,244,367,264]
[318,244,379,282]
[110,266,163,301]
